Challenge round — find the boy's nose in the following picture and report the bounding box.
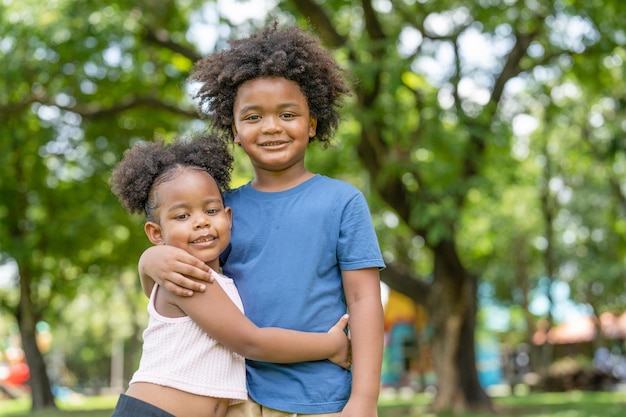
[262,115,282,133]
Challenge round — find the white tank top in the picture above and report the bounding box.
[129,270,247,402]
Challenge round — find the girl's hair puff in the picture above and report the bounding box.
[110,132,233,222]
[190,22,350,146]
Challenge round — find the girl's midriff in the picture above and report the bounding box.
[125,382,231,417]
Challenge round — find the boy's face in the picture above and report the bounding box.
[144,169,232,272]
[231,76,317,174]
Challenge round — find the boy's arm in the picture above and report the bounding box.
[138,245,214,297]
[341,267,384,417]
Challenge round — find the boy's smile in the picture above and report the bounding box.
[232,77,317,179]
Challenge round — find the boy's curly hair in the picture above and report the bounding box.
[189,22,350,146]
[110,132,233,222]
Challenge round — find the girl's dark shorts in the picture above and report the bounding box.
[111,394,175,417]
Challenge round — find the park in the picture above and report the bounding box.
[1,0,626,415]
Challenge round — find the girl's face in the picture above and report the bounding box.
[144,169,232,271]
[231,76,317,175]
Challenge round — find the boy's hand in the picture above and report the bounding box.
[327,314,352,370]
[340,399,378,417]
[139,245,214,296]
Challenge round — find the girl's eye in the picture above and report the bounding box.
[246,114,261,121]
[206,209,219,215]
[282,113,295,119]
[175,214,189,220]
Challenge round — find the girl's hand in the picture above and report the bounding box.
[327,314,352,370]
[138,245,214,297]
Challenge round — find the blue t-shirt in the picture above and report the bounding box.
[222,174,384,413]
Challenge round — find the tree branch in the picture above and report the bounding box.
[491,28,541,105]
[380,262,430,306]
[361,0,385,40]
[287,0,347,48]
[143,27,203,62]
[34,95,198,119]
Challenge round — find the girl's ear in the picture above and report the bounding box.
[232,124,240,144]
[225,206,233,229]
[144,221,164,245]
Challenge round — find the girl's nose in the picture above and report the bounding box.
[194,213,210,228]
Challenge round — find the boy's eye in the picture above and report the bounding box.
[206,209,219,215]
[281,113,295,119]
[174,214,189,220]
[246,114,261,121]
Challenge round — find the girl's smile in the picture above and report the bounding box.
[144,168,232,272]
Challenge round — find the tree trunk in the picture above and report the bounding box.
[124,314,144,385]
[458,273,493,410]
[17,266,57,411]
[427,240,491,413]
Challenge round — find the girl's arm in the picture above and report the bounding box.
[138,245,213,297]
[163,276,351,367]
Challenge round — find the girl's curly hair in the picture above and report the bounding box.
[189,22,350,146]
[110,132,233,222]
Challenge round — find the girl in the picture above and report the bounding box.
[109,133,350,417]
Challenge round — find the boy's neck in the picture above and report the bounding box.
[251,168,315,192]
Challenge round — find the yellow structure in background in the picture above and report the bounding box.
[382,289,431,388]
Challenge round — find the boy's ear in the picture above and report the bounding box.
[309,117,317,138]
[144,221,164,245]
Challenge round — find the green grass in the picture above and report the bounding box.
[0,395,118,417]
[1,391,625,417]
[377,390,626,417]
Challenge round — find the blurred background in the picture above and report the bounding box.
[1,0,625,413]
